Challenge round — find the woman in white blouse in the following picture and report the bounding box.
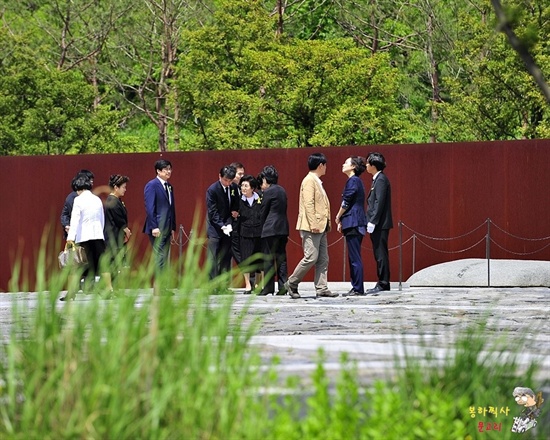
[61,175,113,300]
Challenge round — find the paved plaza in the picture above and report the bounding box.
[1,282,548,386]
[236,282,550,384]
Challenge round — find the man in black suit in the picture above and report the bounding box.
[258,165,290,296]
[366,152,393,294]
[206,165,237,282]
[143,159,176,273]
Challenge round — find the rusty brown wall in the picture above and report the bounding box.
[1,139,549,292]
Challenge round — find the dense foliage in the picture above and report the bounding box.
[1,0,548,154]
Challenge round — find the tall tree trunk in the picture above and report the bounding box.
[426,12,440,143]
[276,0,284,36]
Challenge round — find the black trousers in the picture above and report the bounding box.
[369,228,390,287]
[261,235,288,294]
[207,235,232,280]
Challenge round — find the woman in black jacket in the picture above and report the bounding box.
[237,175,263,294]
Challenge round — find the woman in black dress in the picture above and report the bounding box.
[104,174,131,278]
[237,175,263,294]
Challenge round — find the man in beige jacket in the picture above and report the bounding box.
[284,153,338,299]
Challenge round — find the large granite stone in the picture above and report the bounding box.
[406,258,550,287]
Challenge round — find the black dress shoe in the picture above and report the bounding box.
[257,291,272,296]
[343,289,366,297]
[366,285,390,295]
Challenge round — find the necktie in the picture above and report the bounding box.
[225,186,230,205]
[164,182,171,204]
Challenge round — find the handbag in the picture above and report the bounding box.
[58,242,88,268]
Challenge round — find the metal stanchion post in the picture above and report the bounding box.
[412,234,416,275]
[342,238,347,282]
[486,218,491,287]
[398,221,402,291]
[179,224,184,282]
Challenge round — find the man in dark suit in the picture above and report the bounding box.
[365,152,393,294]
[143,159,176,274]
[258,165,290,296]
[206,165,237,282]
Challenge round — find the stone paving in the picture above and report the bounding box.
[1,282,548,387]
[230,282,550,386]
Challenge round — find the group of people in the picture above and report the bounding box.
[204,162,290,295]
[202,152,393,299]
[279,152,392,299]
[60,170,131,301]
[60,151,392,300]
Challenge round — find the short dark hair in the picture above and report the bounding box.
[258,165,279,185]
[78,169,94,180]
[230,162,244,170]
[220,165,236,180]
[155,159,172,172]
[72,170,94,191]
[308,153,327,171]
[239,174,259,190]
[73,176,92,191]
[367,152,386,171]
[109,174,130,189]
[350,156,366,176]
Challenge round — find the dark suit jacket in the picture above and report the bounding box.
[366,172,393,229]
[260,184,289,238]
[60,191,78,237]
[142,178,176,235]
[104,194,128,247]
[206,181,234,239]
[340,175,367,231]
[238,196,262,238]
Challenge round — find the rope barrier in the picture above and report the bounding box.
[489,238,550,256]
[398,218,549,288]
[489,221,550,241]
[414,235,487,254]
[400,220,486,241]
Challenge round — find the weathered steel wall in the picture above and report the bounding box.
[1,140,549,292]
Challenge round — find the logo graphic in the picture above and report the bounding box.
[511,386,544,433]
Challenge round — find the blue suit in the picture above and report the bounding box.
[339,175,367,293]
[143,177,176,270]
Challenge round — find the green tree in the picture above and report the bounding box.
[436,0,550,141]
[175,0,417,149]
[0,27,130,155]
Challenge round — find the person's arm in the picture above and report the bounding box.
[144,182,161,237]
[335,179,355,225]
[66,199,81,243]
[301,178,319,232]
[60,193,75,233]
[206,188,226,229]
